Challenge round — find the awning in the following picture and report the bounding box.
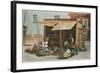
[52,21,77,30]
[43,22,58,27]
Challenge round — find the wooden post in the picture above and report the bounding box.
[60,30,62,48]
[63,30,65,47]
[60,30,63,54]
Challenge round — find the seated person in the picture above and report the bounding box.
[48,38,59,55]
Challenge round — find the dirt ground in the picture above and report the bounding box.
[22,41,90,62]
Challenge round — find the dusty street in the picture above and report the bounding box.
[22,41,90,62]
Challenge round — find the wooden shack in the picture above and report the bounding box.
[43,19,85,50]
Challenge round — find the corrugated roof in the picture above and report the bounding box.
[43,22,58,27]
[52,21,77,30]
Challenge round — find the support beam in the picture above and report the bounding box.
[60,30,63,49]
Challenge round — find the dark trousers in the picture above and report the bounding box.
[70,48,78,56]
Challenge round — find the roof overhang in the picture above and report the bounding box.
[52,21,77,30]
